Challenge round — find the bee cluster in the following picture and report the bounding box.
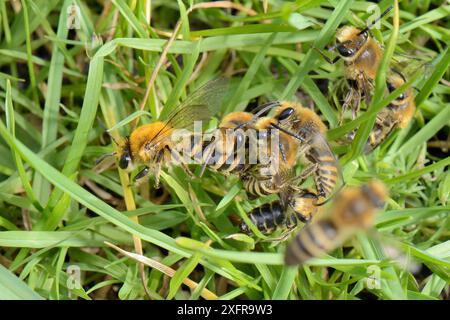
[99,6,419,266]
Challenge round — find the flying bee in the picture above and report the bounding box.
[317,6,393,120]
[284,180,388,266]
[97,77,229,187]
[345,69,416,153]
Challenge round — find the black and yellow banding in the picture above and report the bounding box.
[284,220,338,265]
[284,181,388,266]
[239,201,286,234]
[308,149,340,198]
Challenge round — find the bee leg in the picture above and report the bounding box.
[341,89,355,124]
[153,150,165,189]
[170,146,194,178]
[134,166,150,183]
[287,163,318,188]
[154,164,162,189]
[297,142,311,156]
[181,162,194,178]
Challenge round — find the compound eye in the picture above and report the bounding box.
[119,151,130,169]
[277,107,294,121]
[337,45,354,57]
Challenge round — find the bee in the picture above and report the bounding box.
[98,78,229,187]
[284,180,388,266]
[317,6,393,119]
[268,101,343,201]
[365,70,415,152]
[345,70,416,153]
[239,187,320,235]
[201,102,302,198]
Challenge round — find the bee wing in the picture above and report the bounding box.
[160,77,229,127]
[390,58,432,81]
[149,77,229,146]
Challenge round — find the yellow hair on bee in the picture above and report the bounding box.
[387,73,416,129]
[129,122,172,162]
[336,26,361,43]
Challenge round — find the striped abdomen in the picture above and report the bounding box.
[204,128,249,175]
[284,219,338,265]
[239,201,285,235]
[307,146,339,198]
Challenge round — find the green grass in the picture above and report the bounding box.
[0,0,449,300]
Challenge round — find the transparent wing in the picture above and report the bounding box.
[160,77,229,127]
[150,77,229,146]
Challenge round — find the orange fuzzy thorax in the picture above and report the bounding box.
[336,26,361,42]
[129,122,172,162]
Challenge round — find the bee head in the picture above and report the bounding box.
[335,26,368,59]
[118,138,133,170]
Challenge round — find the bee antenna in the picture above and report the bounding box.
[96,117,121,146]
[252,101,282,117]
[235,101,281,130]
[358,5,393,35]
[106,130,120,146]
[95,152,117,165]
[269,123,306,143]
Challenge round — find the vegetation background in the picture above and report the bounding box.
[0,0,448,300]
